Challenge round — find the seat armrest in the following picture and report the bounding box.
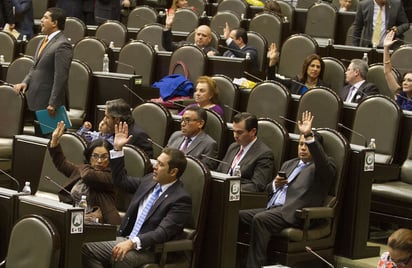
[295,207,334,220]
[154,239,193,253]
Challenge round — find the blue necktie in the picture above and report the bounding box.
[129,184,162,237]
[267,162,307,208]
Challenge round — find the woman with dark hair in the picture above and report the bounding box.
[378,228,412,268]
[267,43,329,95]
[48,121,121,225]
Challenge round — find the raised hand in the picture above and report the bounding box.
[297,111,314,135]
[50,121,65,147]
[268,43,279,67]
[113,122,132,151]
[383,30,396,48]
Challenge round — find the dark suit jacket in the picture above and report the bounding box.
[223,41,259,71]
[217,139,274,192]
[49,144,121,225]
[267,65,330,94]
[94,0,121,24]
[128,123,153,159]
[268,139,336,225]
[111,157,192,249]
[0,0,14,26]
[23,31,72,111]
[167,130,218,170]
[352,0,410,47]
[12,0,34,40]
[162,29,220,55]
[339,80,379,103]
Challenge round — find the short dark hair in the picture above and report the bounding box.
[185,106,207,128]
[47,7,67,30]
[233,112,258,134]
[83,138,113,163]
[234,28,248,44]
[106,99,134,125]
[162,148,187,178]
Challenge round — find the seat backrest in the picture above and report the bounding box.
[116,144,152,213]
[172,8,199,33]
[403,26,412,44]
[0,85,24,138]
[67,59,93,129]
[38,133,87,195]
[64,17,87,45]
[277,0,294,30]
[95,20,128,48]
[322,56,346,93]
[246,81,291,125]
[212,74,239,123]
[169,44,207,83]
[136,23,166,51]
[73,37,108,72]
[210,11,240,35]
[351,95,402,164]
[401,137,412,184]
[247,31,268,73]
[257,118,289,174]
[203,109,227,159]
[249,13,283,49]
[278,34,318,79]
[186,29,221,49]
[25,34,46,57]
[316,128,350,201]
[127,6,158,29]
[367,63,402,99]
[294,87,342,133]
[117,40,156,87]
[304,2,337,39]
[6,215,60,268]
[132,102,172,158]
[217,0,247,18]
[0,32,17,62]
[297,0,317,8]
[32,0,48,22]
[188,0,205,16]
[391,45,412,77]
[6,56,34,85]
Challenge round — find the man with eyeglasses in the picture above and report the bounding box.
[216,112,274,192]
[167,106,218,169]
[378,228,412,268]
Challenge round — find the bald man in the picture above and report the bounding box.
[162,12,220,56]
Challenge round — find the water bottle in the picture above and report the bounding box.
[245,52,251,60]
[79,195,88,211]
[109,41,114,49]
[362,52,368,65]
[22,35,27,42]
[22,181,31,194]
[102,53,109,72]
[0,55,4,64]
[154,44,159,52]
[368,138,376,149]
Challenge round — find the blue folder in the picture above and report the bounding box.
[35,106,72,134]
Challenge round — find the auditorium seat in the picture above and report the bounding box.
[322,57,346,94]
[136,23,166,51]
[169,45,207,83]
[127,6,158,29]
[95,20,128,48]
[212,74,239,123]
[391,45,412,77]
[249,13,283,50]
[217,0,247,18]
[64,17,87,45]
[5,56,34,85]
[73,37,108,72]
[277,0,294,30]
[25,34,46,57]
[210,11,240,36]
[304,2,337,46]
[247,31,268,73]
[172,8,199,33]
[203,109,228,159]
[367,63,402,99]
[0,32,17,62]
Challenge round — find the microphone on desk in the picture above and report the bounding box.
[122,84,145,103]
[338,123,368,147]
[43,176,76,207]
[0,168,20,192]
[305,246,335,268]
[147,138,164,151]
[200,154,231,166]
[223,104,241,115]
[243,71,264,82]
[115,60,135,75]
[279,115,298,126]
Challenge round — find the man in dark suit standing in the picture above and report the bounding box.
[340,58,379,103]
[216,112,274,192]
[352,0,409,48]
[239,111,336,268]
[223,24,259,72]
[82,122,192,267]
[162,12,220,56]
[167,106,218,169]
[14,7,72,137]
[0,0,14,29]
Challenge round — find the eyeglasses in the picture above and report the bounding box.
[180,118,199,124]
[91,154,109,161]
[391,254,412,267]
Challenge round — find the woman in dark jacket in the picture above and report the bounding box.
[267,42,329,95]
[49,121,121,225]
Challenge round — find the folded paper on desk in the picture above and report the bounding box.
[35,106,72,134]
